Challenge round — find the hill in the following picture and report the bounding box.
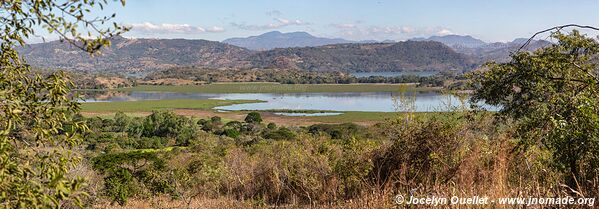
[411,35,487,48]
[222,31,356,50]
[412,35,553,63]
[249,41,473,71]
[19,36,252,74]
[456,39,552,63]
[21,35,549,74]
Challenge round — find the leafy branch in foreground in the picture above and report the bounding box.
[0,0,129,52]
[470,29,599,188]
[0,0,127,208]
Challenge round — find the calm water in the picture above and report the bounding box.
[351,71,438,78]
[85,91,493,112]
[273,112,344,116]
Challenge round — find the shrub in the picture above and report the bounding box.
[470,31,599,186]
[210,116,222,124]
[244,112,263,124]
[223,128,241,139]
[308,123,362,139]
[263,127,295,140]
[267,122,277,130]
[104,168,135,206]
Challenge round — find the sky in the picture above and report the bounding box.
[41,0,599,43]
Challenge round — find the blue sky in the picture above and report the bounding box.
[96,0,599,42]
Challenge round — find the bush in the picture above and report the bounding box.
[210,116,222,124]
[104,168,135,206]
[223,128,241,139]
[263,127,295,140]
[308,123,362,139]
[244,112,263,124]
[267,122,277,130]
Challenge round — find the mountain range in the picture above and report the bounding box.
[222,31,373,50]
[410,35,487,48]
[410,35,551,63]
[18,31,552,74]
[19,36,252,73]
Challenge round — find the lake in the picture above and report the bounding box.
[84,91,494,112]
[350,71,438,78]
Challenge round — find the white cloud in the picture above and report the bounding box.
[436,29,455,36]
[128,22,225,34]
[206,26,226,33]
[331,23,455,41]
[232,18,309,30]
[331,23,357,29]
[266,10,283,17]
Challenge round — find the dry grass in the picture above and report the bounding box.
[85,111,598,209]
[93,196,253,209]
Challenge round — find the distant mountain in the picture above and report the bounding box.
[411,35,487,48]
[249,41,474,71]
[223,31,356,50]
[19,36,252,74]
[458,39,553,63]
[511,38,530,45]
[412,35,553,63]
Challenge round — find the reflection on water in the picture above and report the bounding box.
[83,91,495,112]
[79,91,217,102]
[273,112,343,117]
[211,92,471,112]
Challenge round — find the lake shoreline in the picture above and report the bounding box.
[110,83,441,93]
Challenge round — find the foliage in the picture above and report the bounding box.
[92,151,166,205]
[142,111,193,138]
[103,168,134,206]
[143,67,459,86]
[78,108,599,207]
[250,41,472,71]
[372,113,470,188]
[308,123,363,139]
[1,0,127,52]
[244,112,263,124]
[332,137,375,198]
[0,1,126,206]
[223,128,241,139]
[267,122,277,129]
[470,30,599,186]
[0,45,88,207]
[262,127,296,140]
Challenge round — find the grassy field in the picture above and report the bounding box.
[306,111,447,123]
[117,83,437,93]
[81,99,261,112]
[309,111,395,123]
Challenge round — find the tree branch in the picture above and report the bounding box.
[517,24,599,52]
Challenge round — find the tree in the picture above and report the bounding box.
[114,111,131,132]
[0,0,127,207]
[470,29,599,186]
[244,112,263,124]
